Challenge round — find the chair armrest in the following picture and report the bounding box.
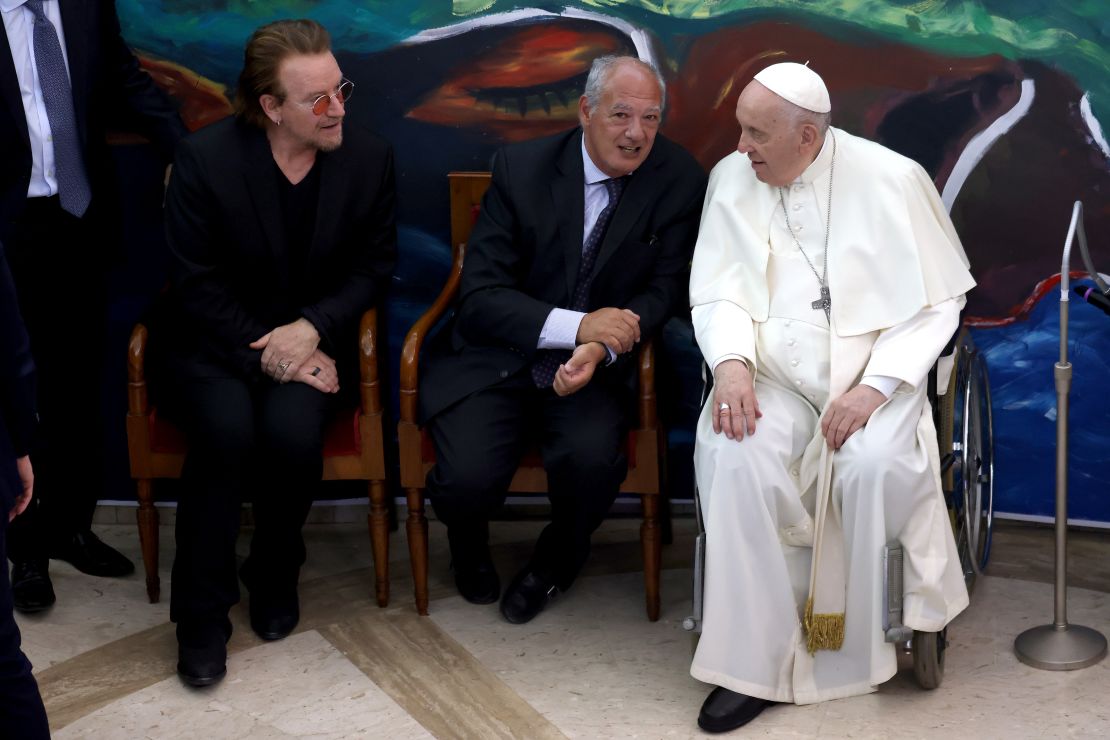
[637,337,657,430]
[358,307,381,416]
[398,243,466,423]
[128,323,149,416]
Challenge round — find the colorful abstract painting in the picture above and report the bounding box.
[116,0,1110,521]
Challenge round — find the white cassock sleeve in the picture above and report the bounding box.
[862,296,962,393]
[692,300,757,374]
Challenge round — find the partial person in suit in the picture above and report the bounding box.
[1,0,187,612]
[163,19,396,687]
[0,240,50,739]
[420,55,707,625]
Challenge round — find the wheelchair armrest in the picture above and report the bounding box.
[127,322,150,416]
[399,243,466,424]
[358,307,382,416]
[637,337,657,430]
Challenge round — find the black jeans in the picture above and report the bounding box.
[168,371,335,628]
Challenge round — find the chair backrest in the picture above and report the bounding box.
[448,172,492,258]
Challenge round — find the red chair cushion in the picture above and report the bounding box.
[148,406,362,457]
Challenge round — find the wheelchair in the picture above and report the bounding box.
[682,327,995,689]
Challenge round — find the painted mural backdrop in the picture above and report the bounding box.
[116,1,1110,521]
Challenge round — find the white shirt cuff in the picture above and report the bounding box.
[860,375,901,398]
[538,308,584,350]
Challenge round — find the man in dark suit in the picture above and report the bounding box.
[1,0,186,612]
[421,55,707,624]
[0,240,50,738]
[163,19,396,687]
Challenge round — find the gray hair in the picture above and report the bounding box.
[782,97,831,136]
[583,55,666,115]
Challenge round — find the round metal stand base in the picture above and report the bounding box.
[1015,624,1107,670]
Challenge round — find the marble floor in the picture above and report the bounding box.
[15,510,1110,739]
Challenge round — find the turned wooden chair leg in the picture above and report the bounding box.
[405,488,429,615]
[135,478,160,603]
[641,494,662,621]
[368,479,390,607]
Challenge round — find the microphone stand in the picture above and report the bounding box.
[1014,201,1107,670]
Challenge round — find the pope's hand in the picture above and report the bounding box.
[712,359,761,441]
[821,384,886,450]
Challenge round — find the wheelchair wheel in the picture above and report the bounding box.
[912,627,947,689]
[938,329,995,592]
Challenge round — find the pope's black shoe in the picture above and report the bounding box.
[177,621,229,688]
[11,560,55,613]
[249,591,300,641]
[499,568,558,625]
[452,556,500,604]
[697,686,775,733]
[50,530,135,577]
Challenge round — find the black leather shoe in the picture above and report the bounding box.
[697,687,774,733]
[249,591,300,641]
[453,558,500,604]
[11,560,55,613]
[50,530,135,577]
[177,622,229,688]
[499,569,558,625]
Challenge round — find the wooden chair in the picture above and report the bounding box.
[125,308,390,605]
[398,172,667,621]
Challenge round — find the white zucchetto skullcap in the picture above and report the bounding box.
[753,62,831,114]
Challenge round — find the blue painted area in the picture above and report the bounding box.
[971,285,1110,522]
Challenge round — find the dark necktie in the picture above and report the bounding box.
[531,176,627,388]
[26,0,91,217]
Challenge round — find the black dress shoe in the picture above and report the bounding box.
[11,560,55,613]
[499,569,558,625]
[249,591,300,641]
[697,686,775,733]
[50,530,135,577]
[453,558,500,604]
[177,622,229,688]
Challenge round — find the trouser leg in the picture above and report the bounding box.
[243,382,333,596]
[169,375,254,628]
[425,381,530,565]
[532,381,627,590]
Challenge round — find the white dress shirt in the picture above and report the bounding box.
[2,0,72,198]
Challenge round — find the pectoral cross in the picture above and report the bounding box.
[812,285,831,322]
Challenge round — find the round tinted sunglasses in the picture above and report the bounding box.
[304,79,354,116]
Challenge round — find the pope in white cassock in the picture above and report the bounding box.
[688,62,977,733]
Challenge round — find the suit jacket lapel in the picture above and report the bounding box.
[59,0,88,149]
[589,137,667,280]
[551,130,585,298]
[0,12,29,147]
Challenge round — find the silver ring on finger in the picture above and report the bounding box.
[719,402,730,411]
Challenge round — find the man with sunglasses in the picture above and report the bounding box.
[162,19,396,687]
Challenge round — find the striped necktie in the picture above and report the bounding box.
[531,176,627,388]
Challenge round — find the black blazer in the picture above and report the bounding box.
[164,117,397,382]
[0,0,186,243]
[0,241,36,512]
[420,128,707,419]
